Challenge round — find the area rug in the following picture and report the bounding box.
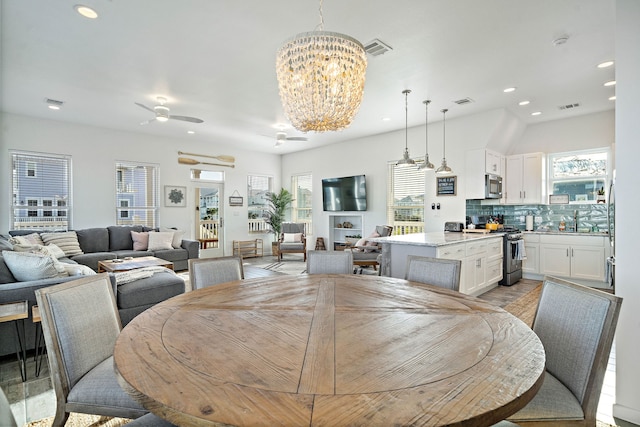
[25,413,131,426]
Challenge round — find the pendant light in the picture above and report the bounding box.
[436,108,453,174]
[396,89,416,168]
[418,99,435,170]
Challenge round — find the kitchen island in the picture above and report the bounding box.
[372,232,504,295]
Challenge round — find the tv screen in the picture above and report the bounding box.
[322,175,367,211]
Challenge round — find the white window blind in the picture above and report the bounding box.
[387,161,425,235]
[115,161,159,227]
[11,151,72,231]
[291,173,312,231]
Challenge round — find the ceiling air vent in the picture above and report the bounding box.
[44,98,64,107]
[558,102,580,110]
[364,39,392,56]
[453,98,474,105]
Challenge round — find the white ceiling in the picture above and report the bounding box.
[1,0,616,154]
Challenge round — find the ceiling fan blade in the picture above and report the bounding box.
[170,115,204,123]
[135,102,155,113]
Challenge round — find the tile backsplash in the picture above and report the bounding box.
[465,200,609,232]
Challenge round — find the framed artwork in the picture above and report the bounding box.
[229,196,243,206]
[436,176,457,196]
[165,185,186,207]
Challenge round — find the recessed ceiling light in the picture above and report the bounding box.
[604,80,616,87]
[74,5,98,19]
[187,130,195,134]
[503,87,516,93]
[609,96,616,101]
[531,111,542,116]
[552,36,570,46]
[597,61,614,68]
[382,117,391,122]
[518,100,530,106]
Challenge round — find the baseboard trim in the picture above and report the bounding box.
[613,403,640,425]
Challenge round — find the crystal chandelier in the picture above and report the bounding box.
[396,89,416,168]
[275,1,367,133]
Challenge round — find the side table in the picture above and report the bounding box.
[32,305,46,377]
[0,300,29,381]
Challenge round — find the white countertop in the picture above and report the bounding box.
[523,230,609,237]
[371,232,503,247]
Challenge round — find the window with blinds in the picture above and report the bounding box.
[115,161,159,227]
[291,173,312,231]
[387,161,425,235]
[247,174,272,233]
[11,151,72,231]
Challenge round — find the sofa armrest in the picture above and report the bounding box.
[181,239,200,259]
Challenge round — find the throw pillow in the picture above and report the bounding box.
[9,232,44,246]
[61,263,97,276]
[131,231,150,251]
[40,231,84,257]
[2,250,69,281]
[147,231,174,251]
[161,228,185,249]
[283,233,302,243]
[355,237,368,247]
[40,243,66,259]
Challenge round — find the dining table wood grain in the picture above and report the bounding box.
[114,274,545,426]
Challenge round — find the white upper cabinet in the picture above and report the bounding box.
[465,149,504,199]
[505,153,545,204]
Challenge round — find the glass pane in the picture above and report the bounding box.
[552,152,607,178]
[552,178,606,202]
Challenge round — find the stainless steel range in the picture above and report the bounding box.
[498,227,523,286]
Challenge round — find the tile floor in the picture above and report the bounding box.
[0,268,636,426]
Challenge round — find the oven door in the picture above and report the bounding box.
[506,238,523,273]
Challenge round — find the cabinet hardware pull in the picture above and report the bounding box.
[566,248,569,257]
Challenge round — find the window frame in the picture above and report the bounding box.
[387,160,426,235]
[11,150,72,231]
[548,148,610,204]
[114,161,159,228]
[247,174,273,233]
[291,173,313,232]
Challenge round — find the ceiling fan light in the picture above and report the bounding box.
[156,116,169,122]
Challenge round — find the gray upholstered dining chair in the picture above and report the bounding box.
[307,250,353,274]
[506,276,622,426]
[35,274,175,427]
[188,256,244,291]
[278,222,307,261]
[404,255,462,291]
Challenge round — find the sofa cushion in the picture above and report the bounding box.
[131,231,149,251]
[148,232,174,251]
[116,270,185,309]
[2,250,68,281]
[40,231,84,257]
[76,228,109,253]
[152,248,187,263]
[108,226,142,251]
[0,255,17,284]
[70,252,117,272]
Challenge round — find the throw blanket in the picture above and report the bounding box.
[114,266,171,285]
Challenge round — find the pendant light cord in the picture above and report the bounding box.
[316,0,324,30]
[404,89,411,150]
[441,108,448,159]
[425,100,431,152]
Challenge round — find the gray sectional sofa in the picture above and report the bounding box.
[0,226,199,357]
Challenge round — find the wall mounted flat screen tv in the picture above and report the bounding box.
[322,175,367,211]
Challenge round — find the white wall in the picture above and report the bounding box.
[613,0,640,423]
[0,113,282,254]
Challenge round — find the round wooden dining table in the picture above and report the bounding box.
[114,274,545,426]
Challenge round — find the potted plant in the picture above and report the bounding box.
[597,187,606,203]
[264,188,293,257]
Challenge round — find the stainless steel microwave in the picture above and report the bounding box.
[485,174,503,199]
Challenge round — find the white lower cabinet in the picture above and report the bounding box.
[539,235,606,281]
[522,234,540,274]
[436,237,502,295]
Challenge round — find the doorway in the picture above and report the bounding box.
[195,183,224,258]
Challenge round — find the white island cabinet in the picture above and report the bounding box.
[373,233,503,296]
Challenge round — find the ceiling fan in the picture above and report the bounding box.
[135,96,204,125]
[275,131,308,147]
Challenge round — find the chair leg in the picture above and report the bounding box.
[52,410,70,427]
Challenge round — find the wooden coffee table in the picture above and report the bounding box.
[97,256,173,273]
